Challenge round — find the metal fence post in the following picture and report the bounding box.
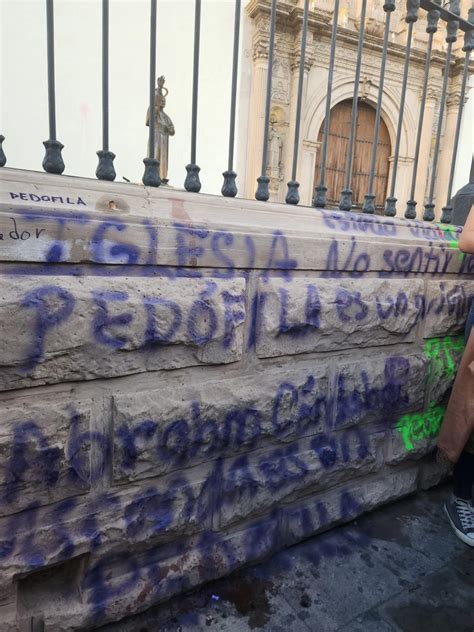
[362,0,395,214]
[384,0,420,217]
[440,6,474,224]
[96,0,116,181]
[0,136,6,167]
[339,0,368,211]
[405,0,441,219]
[255,0,277,202]
[222,0,242,198]
[185,0,202,192]
[286,0,310,205]
[313,0,339,208]
[42,0,65,174]
[423,0,460,221]
[143,0,161,187]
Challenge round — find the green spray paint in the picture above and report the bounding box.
[436,224,459,249]
[424,336,465,380]
[395,336,465,452]
[396,404,446,452]
[436,224,465,263]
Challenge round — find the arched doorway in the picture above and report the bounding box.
[314,99,391,210]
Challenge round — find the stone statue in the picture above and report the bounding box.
[267,116,283,178]
[146,76,175,184]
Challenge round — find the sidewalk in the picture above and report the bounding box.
[101,484,474,632]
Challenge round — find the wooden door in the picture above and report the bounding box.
[314,99,391,210]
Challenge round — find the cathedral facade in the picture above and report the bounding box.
[239,0,472,217]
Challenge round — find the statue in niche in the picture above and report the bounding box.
[360,76,373,102]
[267,115,284,183]
[146,76,175,184]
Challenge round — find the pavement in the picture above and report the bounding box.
[100,484,474,632]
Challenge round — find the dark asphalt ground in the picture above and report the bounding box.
[101,484,474,632]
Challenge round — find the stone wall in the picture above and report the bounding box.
[1,169,473,631]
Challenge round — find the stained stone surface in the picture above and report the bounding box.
[0,398,91,516]
[423,279,474,338]
[0,275,247,391]
[256,278,424,359]
[112,364,329,483]
[0,171,472,631]
[99,485,471,632]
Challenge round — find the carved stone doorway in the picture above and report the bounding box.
[314,99,391,211]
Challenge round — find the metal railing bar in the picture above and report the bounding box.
[96,0,116,181]
[313,0,340,208]
[0,136,5,167]
[222,0,242,198]
[286,0,310,205]
[42,0,65,174]
[385,0,420,217]
[420,0,473,31]
[185,0,202,192]
[362,0,395,215]
[440,7,474,223]
[143,0,161,186]
[423,1,460,221]
[255,0,277,201]
[102,0,109,154]
[439,54,469,222]
[339,0,368,211]
[405,0,441,219]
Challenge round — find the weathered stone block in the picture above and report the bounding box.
[417,456,450,490]
[256,278,424,358]
[80,515,282,631]
[424,336,464,405]
[112,364,329,483]
[423,280,474,338]
[218,428,382,528]
[1,170,474,631]
[388,404,445,464]
[0,464,213,586]
[333,353,427,431]
[385,428,438,465]
[283,467,418,546]
[0,583,17,632]
[0,398,91,517]
[0,275,246,391]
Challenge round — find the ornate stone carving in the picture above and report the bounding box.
[267,107,287,196]
[291,31,317,72]
[360,76,374,101]
[362,17,386,38]
[271,58,291,102]
[252,14,271,61]
[447,91,462,109]
[426,86,440,102]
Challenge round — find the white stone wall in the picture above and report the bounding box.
[0,0,252,194]
[0,168,473,630]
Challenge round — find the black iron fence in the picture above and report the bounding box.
[0,0,473,225]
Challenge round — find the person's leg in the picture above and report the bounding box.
[465,301,474,344]
[444,303,474,545]
[453,451,474,500]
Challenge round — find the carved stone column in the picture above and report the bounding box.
[434,90,462,219]
[283,30,315,191]
[244,17,271,198]
[414,86,438,211]
[300,139,319,205]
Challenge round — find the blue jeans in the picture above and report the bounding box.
[466,301,474,344]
